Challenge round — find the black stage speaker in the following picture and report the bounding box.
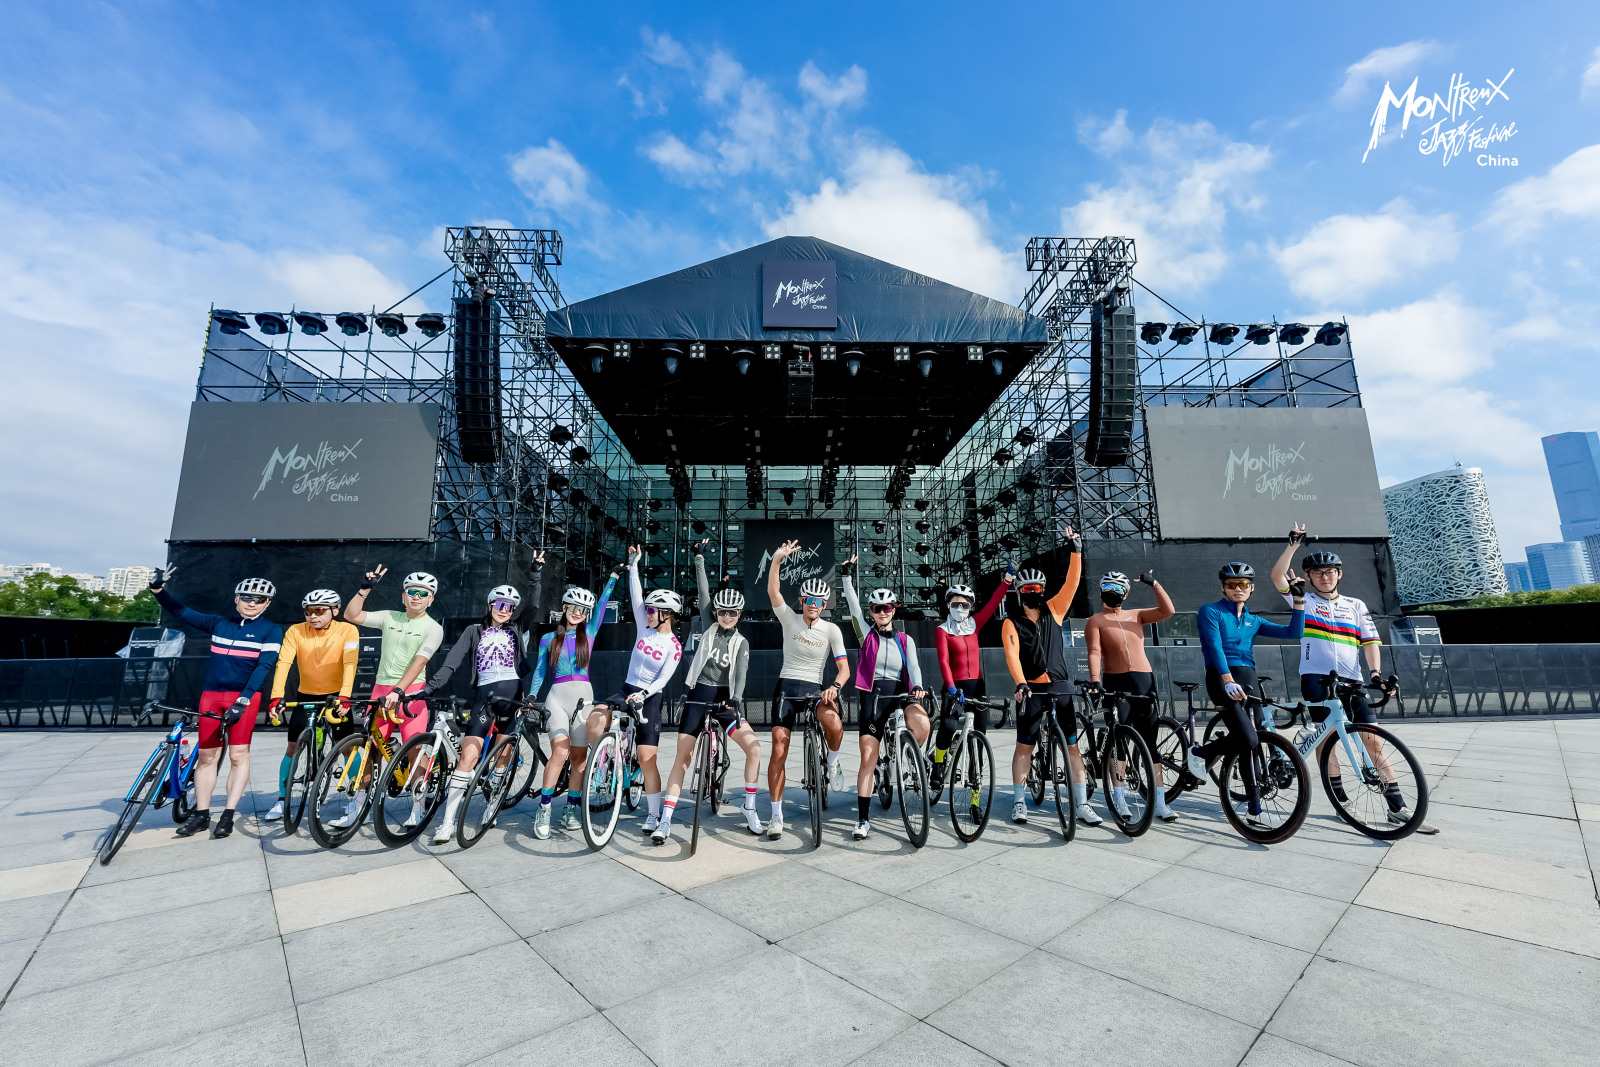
[1086,302,1136,466]
[453,297,501,464]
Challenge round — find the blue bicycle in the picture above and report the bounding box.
[98,702,214,865]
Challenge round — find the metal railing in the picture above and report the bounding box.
[4,643,1599,728]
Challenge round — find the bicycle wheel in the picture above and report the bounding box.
[501,727,542,811]
[374,735,443,847]
[949,730,995,843]
[712,739,729,812]
[623,746,643,812]
[1075,712,1101,802]
[1102,725,1156,838]
[691,730,711,856]
[896,733,930,848]
[1027,744,1046,806]
[581,734,623,850]
[458,734,517,848]
[805,724,824,849]
[170,750,196,824]
[99,748,165,865]
[283,727,317,835]
[1203,711,1230,787]
[875,745,894,810]
[310,735,370,849]
[1153,716,1190,804]
[1318,723,1429,840]
[1219,733,1309,845]
[1048,727,1077,842]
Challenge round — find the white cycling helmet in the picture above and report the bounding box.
[236,577,276,598]
[562,586,596,610]
[301,588,341,609]
[1100,571,1131,594]
[799,578,831,600]
[712,588,745,611]
[944,583,976,603]
[402,571,439,594]
[867,587,899,607]
[1015,568,1047,588]
[486,584,521,607]
[642,588,684,614]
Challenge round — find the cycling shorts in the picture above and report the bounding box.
[197,690,261,749]
[937,679,988,745]
[284,692,355,745]
[1104,671,1159,756]
[772,678,825,731]
[599,684,666,747]
[1017,686,1076,747]
[1300,673,1376,725]
[681,682,744,738]
[544,680,594,744]
[465,679,522,740]
[857,679,919,740]
[371,682,428,744]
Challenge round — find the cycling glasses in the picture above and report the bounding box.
[716,608,741,618]
[1222,579,1254,590]
[238,594,270,605]
[1017,583,1045,594]
[490,599,516,613]
[403,588,433,599]
[801,596,827,607]
[870,604,896,615]
[644,606,664,616]
[303,606,332,617]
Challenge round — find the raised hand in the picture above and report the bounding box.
[627,545,642,566]
[1138,569,1156,585]
[1288,522,1307,545]
[1060,524,1082,552]
[149,564,177,591]
[1284,568,1307,598]
[532,549,546,565]
[773,539,801,561]
[361,564,388,589]
[693,538,712,555]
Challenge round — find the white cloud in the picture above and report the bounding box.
[798,61,868,109]
[1582,45,1600,101]
[267,252,418,312]
[1077,109,1133,156]
[1487,143,1600,237]
[509,139,597,214]
[1273,200,1458,305]
[1348,292,1493,384]
[1063,119,1270,294]
[764,143,1024,300]
[643,133,717,183]
[1334,40,1441,104]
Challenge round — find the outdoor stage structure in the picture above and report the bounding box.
[179,226,1396,631]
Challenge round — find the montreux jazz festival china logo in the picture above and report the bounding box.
[763,260,837,328]
[1363,69,1516,167]
[771,277,829,313]
[254,439,363,503]
[756,542,829,587]
[1223,442,1314,502]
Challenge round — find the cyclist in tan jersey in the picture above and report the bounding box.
[1084,569,1178,821]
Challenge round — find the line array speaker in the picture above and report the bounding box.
[1086,302,1137,466]
[453,297,501,464]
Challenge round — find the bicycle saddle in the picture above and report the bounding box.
[1173,681,1201,693]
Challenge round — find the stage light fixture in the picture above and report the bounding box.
[737,357,751,375]
[332,312,367,337]
[821,344,837,360]
[894,345,910,361]
[648,498,663,511]
[780,487,796,505]
[915,520,931,533]
[1315,322,1347,346]
[846,357,860,376]
[375,313,407,337]
[646,520,662,534]
[548,425,573,445]
[1014,426,1038,446]
[1279,322,1310,346]
[991,357,1004,376]
[996,487,1018,506]
[213,309,248,335]
[1000,533,1021,550]
[254,312,289,336]
[664,356,679,375]
[546,472,568,491]
[1169,323,1199,344]
[691,520,708,534]
[993,446,1014,464]
[915,542,931,555]
[1245,324,1274,345]
[968,345,983,361]
[689,341,706,359]
[613,341,631,359]
[764,343,782,360]
[569,445,591,464]
[293,312,328,336]
[871,543,887,556]
[415,313,446,339]
[873,521,887,533]
[918,358,932,378]
[588,504,604,520]
[1140,322,1167,345]
[1209,323,1240,346]
[913,499,930,511]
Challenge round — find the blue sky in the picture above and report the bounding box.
[3,1,1598,574]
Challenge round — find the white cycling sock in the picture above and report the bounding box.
[646,792,662,817]
[1071,782,1088,807]
[660,795,677,827]
[1013,783,1027,806]
[770,798,783,820]
[743,784,759,809]
[1112,785,1127,807]
[826,747,840,765]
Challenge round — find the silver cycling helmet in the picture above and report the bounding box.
[799,578,831,600]
[1015,568,1047,588]
[867,587,899,606]
[1100,571,1131,594]
[642,588,684,613]
[562,586,597,610]
[944,583,976,603]
[236,577,276,598]
[486,584,521,607]
[712,588,745,611]
[301,588,341,609]
[402,571,439,594]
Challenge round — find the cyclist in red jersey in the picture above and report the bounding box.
[928,572,1013,793]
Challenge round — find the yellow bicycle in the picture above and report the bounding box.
[308,698,412,848]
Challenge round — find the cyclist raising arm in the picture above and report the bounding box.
[765,539,849,839]
[1084,569,1176,822]
[151,566,282,840]
[262,589,360,823]
[1185,562,1304,830]
[930,572,1013,793]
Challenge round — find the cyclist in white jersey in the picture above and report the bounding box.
[587,546,684,835]
[1271,525,1436,832]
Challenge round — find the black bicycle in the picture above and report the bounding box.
[281,696,350,836]
[928,691,1000,843]
[1074,682,1157,837]
[684,699,736,856]
[1169,679,1311,845]
[868,692,931,848]
[780,693,830,850]
[1020,687,1078,841]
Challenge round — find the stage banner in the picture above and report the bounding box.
[743,519,837,603]
[170,402,441,541]
[1145,407,1389,539]
[762,260,837,328]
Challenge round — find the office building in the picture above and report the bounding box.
[1585,532,1600,579]
[1504,561,1533,593]
[1525,541,1594,590]
[107,566,156,598]
[1543,431,1600,541]
[65,573,106,591]
[1382,464,1509,605]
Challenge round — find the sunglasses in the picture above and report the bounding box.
[801,596,827,607]
[716,608,741,618]
[490,600,516,612]
[1017,584,1045,595]
[1223,579,1254,590]
[404,588,432,598]
[238,594,270,605]
[303,607,332,616]
[870,605,896,614]
[644,606,666,616]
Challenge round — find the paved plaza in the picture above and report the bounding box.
[0,718,1597,1066]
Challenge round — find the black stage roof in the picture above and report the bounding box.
[545,237,1048,466]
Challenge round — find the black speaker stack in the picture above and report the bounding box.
[1086,301,1137,466]
[453,297,501,464]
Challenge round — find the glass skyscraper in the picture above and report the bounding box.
[1525,541,1594,590]
[1543,431,1600,541]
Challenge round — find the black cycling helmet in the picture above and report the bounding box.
[1218,562,1255,581]
[1302,551,1343,570]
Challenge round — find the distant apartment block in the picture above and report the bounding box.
[107,566,156,598]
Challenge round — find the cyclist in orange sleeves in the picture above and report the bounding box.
[263,589,361,823]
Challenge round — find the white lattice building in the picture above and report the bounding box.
[1383,464,1509,606]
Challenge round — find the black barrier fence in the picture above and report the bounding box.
[5,644,1600,728]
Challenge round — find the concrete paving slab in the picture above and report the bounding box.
[261,829,431,889]
[434,825,603,891]
[0,857,88,902]
[109,1007,307,1067]
[1354,867,1600,956]
[902,857,1110,945]
[798,828,1000,896]
[989,835,1167,896]
[846,1020,1003,1066]
[1380,837,1597,905]
[0,935,40,994]
[273,855,466,934]
[1238,1033,1359,1066]
[685,858,885,942]
[476,855,669,935]
[471,1012,653,1066]
[54,855,266,931]
[0,890,69,945]
[1430,775,1576,819]
[1179,841,1375,902]
[1123,865,1350,952]
[615,825,786,891]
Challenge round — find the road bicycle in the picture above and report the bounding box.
[683,697,736,855]
[780,693,830,850]
[926,691,999,842]
[1074,682,1157,837]
[97,702,217,865]
[867,692,931,848]
[1019,687,1078,841]
[581,698,644,850]
[1279,673,1429,840]
[371,696,473,847]
[280,697,351,836]
[307,697,409,849]
[496,701,548,811]
[453,697,544,848]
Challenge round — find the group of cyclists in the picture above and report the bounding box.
[141,520,1433,846]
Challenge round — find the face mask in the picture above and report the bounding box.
[947,605,971,623]
[1100,590,1125,607]
[1020,592,1046,610]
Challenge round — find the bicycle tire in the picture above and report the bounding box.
[1219,733,1309,845]
[501,728,542,811]
[310,734,371,849]
[805,723,824,849]
[691,730,711,856]
[1048,726,1077,842]
[949,729,995,843]
[581,734,623,850]
[99,750,165,865]
[1027,744,1046,807]
[1075,712,1102,802]
[875,745,894,810]
[1318,723,1429,840]
[624,746,643,812]
[458,734,517,849]
[1102,725,1157,838]
[712,737,729,812]
[896,732,930,848]
[284,727,317,835]
[1203,711,1230,787]
[374,734,442,847]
